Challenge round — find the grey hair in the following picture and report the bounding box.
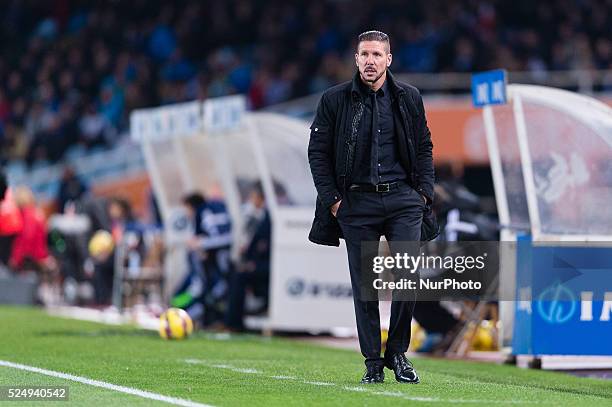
[357,30,390,52]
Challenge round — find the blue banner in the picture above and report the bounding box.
[512,236,612,355]
[471,70,508,107]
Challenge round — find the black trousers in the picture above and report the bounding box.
[336,182,424,368]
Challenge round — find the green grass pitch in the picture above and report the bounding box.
[1,306,610,406]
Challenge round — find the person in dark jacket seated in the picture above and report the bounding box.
[224,182,271,331]
[177,192,233,326]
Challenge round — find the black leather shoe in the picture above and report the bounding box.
[360,365,384,384]
[385,353,420,383]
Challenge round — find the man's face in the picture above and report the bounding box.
[355,40,392,84]
[249,190,265,209]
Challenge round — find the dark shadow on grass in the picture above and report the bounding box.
[36,329,159,338]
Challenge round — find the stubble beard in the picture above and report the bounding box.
[360,68,386,87]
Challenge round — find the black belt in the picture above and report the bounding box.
[349,181,401,193]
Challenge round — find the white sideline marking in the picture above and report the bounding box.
[372,390,437,402]
[185,360,262,375]
[303,381,335,386]
[343,386,368,392]
[207,363,232,369]
[228,367,260,374]
[0,360,213,407]
[185,359,544,404]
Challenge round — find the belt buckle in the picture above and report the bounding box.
[376,183,390,193]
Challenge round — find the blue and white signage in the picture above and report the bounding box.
[203,95,246,133]
[512,235,612,356]
[130,101,202,142]
[471,69,508,107]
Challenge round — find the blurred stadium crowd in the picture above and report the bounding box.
[1,0,612,166]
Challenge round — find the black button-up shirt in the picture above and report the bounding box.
[353,78,407,185]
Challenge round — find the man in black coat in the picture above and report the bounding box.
[307,31,434,384]
[225,182,271,331]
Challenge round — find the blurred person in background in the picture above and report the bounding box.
[0,169,15,266]
[9,186,53,271]
[9,186,60,305]
[87,228,115,306]
[86,197,142,306]
[107,197,139,243]
[56,166,88,213]
[49,194,112,306]
[97,197,143,305]
[172,193,207,324]
[224,182,271,331]
[78,101,114,150]
[178,192,233,327]
[0,183,23,267]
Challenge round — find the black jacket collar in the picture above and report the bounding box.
[351,70,405,101]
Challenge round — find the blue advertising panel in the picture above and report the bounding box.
[471,69,508,107]
[512,236,612,355]
[531,245,612,355]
